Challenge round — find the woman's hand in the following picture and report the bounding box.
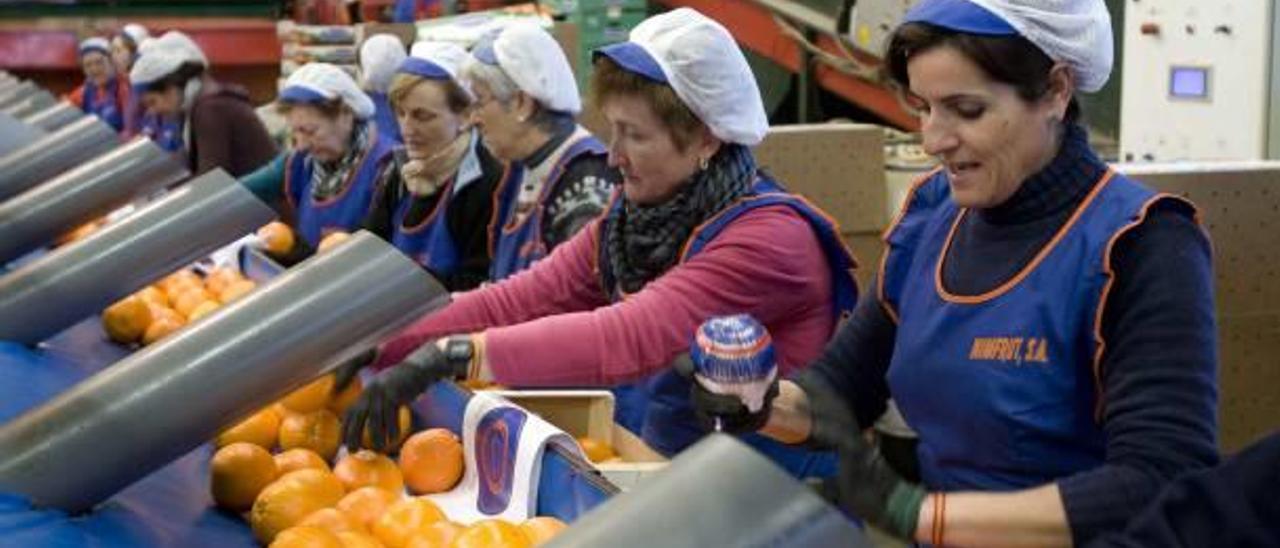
[675,353,779,433]
[341,337,472,451]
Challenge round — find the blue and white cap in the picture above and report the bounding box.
[903,0,1113,92]
[281,62,376,120]
[79,37,111,59]
[400,41,469,83]
[470,22,581,114]
[593,8,768,146]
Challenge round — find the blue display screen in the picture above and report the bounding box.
[1170,67,1209,98]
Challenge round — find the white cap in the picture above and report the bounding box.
[79,37,111,59]
[472,22,581,114]
[130,31,208,86]
[150,31,209,68]
[594,8,767,145]
[903,0,1113,92]
[359,34,407,93]
[280,62,376,120]
[402,41,469,82]
[120,23,150,46]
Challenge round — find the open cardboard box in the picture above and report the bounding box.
[490,389,667,490]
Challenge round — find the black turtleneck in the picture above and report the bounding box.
[795,125,1219,545]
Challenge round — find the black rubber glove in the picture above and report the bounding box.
[674,353,779,434]
[834,432,926,540]
[332,348,377,392]
[341,338,470,451]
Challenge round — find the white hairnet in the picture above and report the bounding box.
[79,37,111,59]
[142,31,209,68]
[281,62,376,120]
[130,31,208,86]
[404,41,470,82]
[905,0,1113,92]
[359,34,407,93]
[476,22,581,114]
[120,23,150,46]
[597,8,768,145]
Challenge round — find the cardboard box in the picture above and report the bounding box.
[755,123,887,233]
[493,390,667,490]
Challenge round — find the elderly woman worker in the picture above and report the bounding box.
[359,34,407,144]
[692,0,1219,546]
[240,63,395,250]
[462,23,618,281]
[131,32,276,177]
[362,42,509,291]
[340,9,858,477]
[67,37,130,132]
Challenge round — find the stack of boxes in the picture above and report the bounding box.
[542,0,648,90]
[276,20,360,87]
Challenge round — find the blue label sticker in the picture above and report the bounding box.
[475,407,527,515]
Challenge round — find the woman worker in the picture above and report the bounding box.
[339,9,859,479]
[461,23,618,281]
[108,23,153,139]
[690,0,1219,545]
[358,34,407,144]
[130,32,276,177]
[362,42,509,291]
[239,63,395,250]
[66,37,130,132]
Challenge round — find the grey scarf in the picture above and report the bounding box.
[310,121,370,200]
[601,144,757,296]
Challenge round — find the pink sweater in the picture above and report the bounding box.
[374,204,839,385]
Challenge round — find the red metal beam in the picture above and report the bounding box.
[0,18,280,71]
[650,0,918,130]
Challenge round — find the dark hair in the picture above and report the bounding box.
[143,61,205,94]
[590,56,706,152]
[884,22,1081,123]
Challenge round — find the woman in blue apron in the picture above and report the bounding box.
[66,37,129,132]
[109,23,149,139]
[239,63,394,255]
[358,34,406,145]
[692,1,1219,545]
[338,10,857,482]
[362,42,508,291]
[459,24,619,282]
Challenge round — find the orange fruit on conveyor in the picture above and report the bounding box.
[279,409,343,462]
[140,315,183,346]
[372,498,447,548]
[270,525,343,548]
[317,231,351,254]
[575,437,616,464]
[102,295,152,344]
[218,278,258,304]
[336,530,385,548]
[519,516,568,546]
[336,486,399,533]
[299,507,362,535]
[216,406,281,450]
[406,521,464,548]
[452,519,531,548]
[281,375,338,414]
[398,428,463,495]
[210,442,279,512]
[335,450,404,494]
[360,406,412,452]
[258,221,297,256]
[251,469,346,544]
[275,448,331,475]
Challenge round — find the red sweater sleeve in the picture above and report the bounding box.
[486,205,834,386]
[372,220,611,368]
[66,85,86,109]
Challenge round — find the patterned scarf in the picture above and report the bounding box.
[311,121,370,200]
[601,144,757,296]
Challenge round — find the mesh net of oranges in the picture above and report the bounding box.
[212,374,569,547]
[100,266,260,347]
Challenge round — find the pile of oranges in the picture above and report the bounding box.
[211,373,567,547]
[100,266,258,346]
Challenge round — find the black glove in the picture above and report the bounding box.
[332,348,377,392]
[674,353,779,434]
[341,338,471,451]
[834,427,926,540]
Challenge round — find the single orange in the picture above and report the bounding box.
[187,300,220,322]
[328,376,363,415]
[158,269,200,294]
[336,486,400,532]
[270,525,344,548]
[371,498,446,548]
[147,304,184,326]
[210,442,279,512]
[361,406,412,452]
[398,429,462,495]
[300,507,363,535]
[518,517,567,546]
[282,375,337,414]
[102,295,152,344]
[337,530,385,548]
[317,231,351,254]
[204,267,244,295]
[258,221,297,256]
[575,437,616,463]
[135,286,170,308]
[216,406,281,450]
[279,409,343,462]
[335,450,404,494]
[452,519,531,548]
[56,220,102,246]
[141,316,184,345]
[219,278,258,304]
[405,521,464,548]
[172,288,214,318]
[276,448,332,475]
[251,469,347,544]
